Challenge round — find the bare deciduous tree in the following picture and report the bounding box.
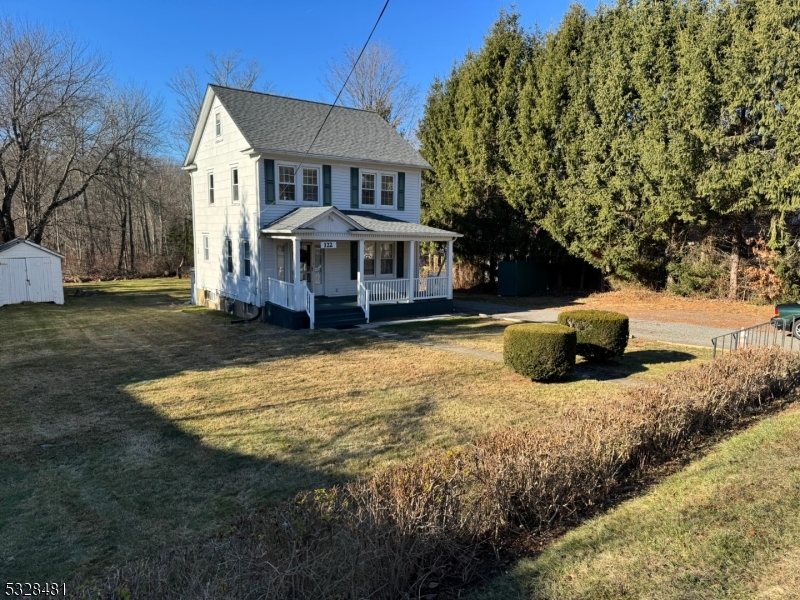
[0,19,162,244]
[168,49,274,148]
[324,40,419,137]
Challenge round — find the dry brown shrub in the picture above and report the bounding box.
[73,348,800,600]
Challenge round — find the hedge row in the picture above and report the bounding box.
[75,348,800,599]
[557,309,629,361]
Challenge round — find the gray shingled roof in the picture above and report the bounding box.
[262,207,458,237]
[341,211,456,236]
[212,86,432,169]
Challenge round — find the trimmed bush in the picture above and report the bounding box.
[503,323,577,381]
[557,309,629,361]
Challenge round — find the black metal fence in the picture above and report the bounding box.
[711,316,800,358]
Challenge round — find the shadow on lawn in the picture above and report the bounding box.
[0,283,435,582]
[572,349,697,382]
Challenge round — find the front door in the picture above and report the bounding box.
[312,244,325,296]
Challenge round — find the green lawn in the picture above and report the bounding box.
[0,280,709,582]
[469,404,800,600]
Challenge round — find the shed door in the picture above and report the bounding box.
[26,257,52,303]
[5,258,29,303]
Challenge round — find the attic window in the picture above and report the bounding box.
[215,112,222,137]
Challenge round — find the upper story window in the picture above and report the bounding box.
[278,166,295,201]
[360,171,396,208]
[361,173,376,206]
[242,240,251,277]
[208,173,215,204]
[224,238,233,274]
[231,167,239,203]
[302,168,319,203]
[203,235,209,261]
[277,163,321,204]
[215,112,222,137]
[381,175,394,207]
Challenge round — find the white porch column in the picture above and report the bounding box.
[446,239,454,300]
[358,239,365,281]
[292,237,301,309]
[408,240,416,302]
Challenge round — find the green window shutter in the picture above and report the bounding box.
[397,172,405,211]
[323,165,332,206]
[265,159,275,204]
[350,167,359,208]
[350,241,358,280]
[396,241,404,278]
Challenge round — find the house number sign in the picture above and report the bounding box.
[320,242,337,249]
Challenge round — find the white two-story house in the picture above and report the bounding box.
[183,85,460,329]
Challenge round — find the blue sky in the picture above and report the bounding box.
[3,0,581,151]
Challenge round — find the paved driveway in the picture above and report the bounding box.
[453,300,733,348]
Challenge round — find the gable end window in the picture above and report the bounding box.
[208,173,215,204]
[278,166,295,201]
[224,238,233,274]
[203,235,209,261]
[231,167,239,203]
[242,240,251,277]
[215,112,222,137]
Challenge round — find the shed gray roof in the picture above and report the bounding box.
[0,238,64,258]
[262,207,458,237]
[211,86,432,169]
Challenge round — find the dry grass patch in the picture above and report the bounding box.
[470,404,800,600]
[3,279,696,583]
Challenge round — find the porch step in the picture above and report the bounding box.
[314,305,367,329]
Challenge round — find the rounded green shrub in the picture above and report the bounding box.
[557,310,629,361]
[503,323,577,381]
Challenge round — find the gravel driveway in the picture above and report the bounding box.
[453,300,733,348]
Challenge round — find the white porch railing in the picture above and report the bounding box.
[268,277,296,310]
[357,280,370,323]
[268,277,315,329]
[303,282,315,330]
[364,278,410,303]
[414,276,449,300]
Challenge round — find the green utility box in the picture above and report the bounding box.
[498,261,548,296]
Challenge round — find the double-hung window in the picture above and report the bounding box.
[364,242,375,276]
[277,164,320,203]
[362,242,394,277]
[380,175,394,206]
[242,240,251,277]
[224,238,233,274]
[361,173,376,206]
[278,166,295,201]
[231,168,239,203]
[208,173,215,204]
[215,112,222,137]
[380,243,394,275]
[302,168,319,202]
[202,235,209,261]
[361,171,395,208]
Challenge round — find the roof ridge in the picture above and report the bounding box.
[209,84,381,116]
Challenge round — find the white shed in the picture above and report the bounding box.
[0,239,65,307]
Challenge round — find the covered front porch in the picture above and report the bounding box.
[261,207,460,329]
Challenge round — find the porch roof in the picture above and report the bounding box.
[261,206,461,239]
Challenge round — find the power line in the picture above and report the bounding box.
[294,0,391,176]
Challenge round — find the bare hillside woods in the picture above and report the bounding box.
[0,19,191,279]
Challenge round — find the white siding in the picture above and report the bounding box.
[259,158,423,227]
[324,244,356,296]
[0,242,64,306]
[191,97,261,306]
